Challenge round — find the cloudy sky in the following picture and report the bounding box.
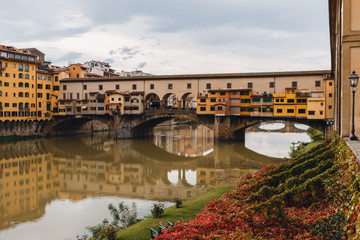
[1,0,330,75]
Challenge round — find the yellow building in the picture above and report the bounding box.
[196,91,216,115]
[67,64,87,78]
[323,77,335,120]
[273,88,297,117]
[107,92,125,114]
[0,45,38,121]
[0,45,63,122]
[307,91,325,120]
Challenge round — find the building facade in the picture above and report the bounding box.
[329,0,360,136]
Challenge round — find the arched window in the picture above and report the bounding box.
[18,64,23,71]
[25,83,29,88]
[0,81,2,86]
[0,91,2,97]
[25,92,29,98]
[25,74,29,79]
[0,71,2,77]
[19,92,23,97]
[19,82,24,87]
[55,76,59,82]
[25,103,29,110]
[19,102,24,110]
[19,73,23,79]
[24,64,29,72]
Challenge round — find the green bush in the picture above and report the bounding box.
[174,198,183,208]
[151,203,165,218]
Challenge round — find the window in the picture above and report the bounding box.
[200,107,206,111]
[329,105,332,109]
[150,84,154,89]
[269,82,275,88]
[277,109,283,113]
[168,83,173,89]
[200,99,206,102]
[315,81,321,87]
[298,109,306,114]
[308,111,315,115]
[116,84,119,90]
[132,84,136,90]
[292,81,297,88]
[248,82,253,88]
[206,83,211,89]
[329,93,333,97]
[19,82,23,87]
[69,93,73,99]
[227,83,232,89]
[37,93,43,98]
[18,64,23,71]
[55,76,59,82]
[329,81,333,86]
[99,85,103,90]
[210,98,216,102]
[37,84,43,89]
[252,98,260,102]
[25,74,29,79]
[320,111,323,115]
[83,85,87,90]
[24,65,29,72]
[187,83,191,89]
[63,85,67,90]
[45,85,51,89]
[77,93,80,99]
[287,108,294,113]
[287,99,294,103]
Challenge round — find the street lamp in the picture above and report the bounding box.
[349,71,359,140]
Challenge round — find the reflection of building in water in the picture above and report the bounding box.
[0,141,60,230]
[154,125,214,157]
[196,168,255,190]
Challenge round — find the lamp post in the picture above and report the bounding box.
[349,71,359,140]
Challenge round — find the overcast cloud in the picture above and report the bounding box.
[0,0,330,74]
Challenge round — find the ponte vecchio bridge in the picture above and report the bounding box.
[0,70,333,139]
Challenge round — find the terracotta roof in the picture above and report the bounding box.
[60,70,331,83]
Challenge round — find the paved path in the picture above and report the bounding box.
[344,138,360,165]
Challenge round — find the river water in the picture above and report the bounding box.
[0,122,311,240]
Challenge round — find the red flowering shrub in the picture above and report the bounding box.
[155,134,360,240]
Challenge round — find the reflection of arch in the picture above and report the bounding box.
[180,92,195,110]
[162,93,178,109]
[145,93,161,109]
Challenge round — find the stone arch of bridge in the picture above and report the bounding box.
[130,112,214,138]
[180,92,195,110]
[231,118,324,137]
[47,116,113,134]
[162,93,178,109]
[145,93,161,110]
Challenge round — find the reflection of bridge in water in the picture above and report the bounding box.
[0,127,289,230]
[251,121,308,133]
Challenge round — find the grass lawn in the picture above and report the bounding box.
[304,139,325,152]
[117,185,233,240]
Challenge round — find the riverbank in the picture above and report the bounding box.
[153,134,360,239]
[116,186,233,240]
